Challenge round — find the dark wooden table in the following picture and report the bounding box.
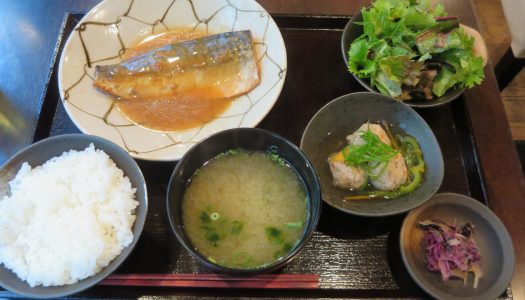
[0,0,524,299]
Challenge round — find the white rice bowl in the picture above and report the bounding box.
[0,144,138,287]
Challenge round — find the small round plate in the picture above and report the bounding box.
[400,193,515,300]
[300,92,444,217]
[58,0,287,161]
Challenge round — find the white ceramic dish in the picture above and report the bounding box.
[58,0,287,161]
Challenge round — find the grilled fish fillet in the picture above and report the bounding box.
[93,30,260,101]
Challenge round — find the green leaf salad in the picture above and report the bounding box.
[348,0,484,101]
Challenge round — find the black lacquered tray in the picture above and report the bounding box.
[0,13,512,299]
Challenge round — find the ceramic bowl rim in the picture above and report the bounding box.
[399,192,515,300]
[300,91,444,217]
[166,127,321,274]
[0,134,148,298]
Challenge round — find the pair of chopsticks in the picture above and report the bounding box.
[100,273,319,289]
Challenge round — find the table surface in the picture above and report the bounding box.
[0,0,524,299]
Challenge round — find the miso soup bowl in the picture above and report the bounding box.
[166,128,321,274]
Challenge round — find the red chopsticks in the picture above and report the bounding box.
[100,273,319,289]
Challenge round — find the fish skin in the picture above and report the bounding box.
[94,30,260,101]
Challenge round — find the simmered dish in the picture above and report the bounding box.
[182,150,307,269]
[94,30,261,131]
[0,145,137,287]
[327,122,424,199]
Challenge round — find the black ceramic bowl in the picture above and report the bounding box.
[166,128,321,274]
[0,134,148,299]
[341,11,465,108]
[300,92,444,217]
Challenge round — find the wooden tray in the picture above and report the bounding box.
[0,13,511,299]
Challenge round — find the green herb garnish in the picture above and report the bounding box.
[200,210,246,246]
[273,242,294,259]
[284,222,303,229]
[199,211,211,223]
[205,230,220,246]
[265,227,284,245]
[283,242,293,253]
[215,148,245,160]
[344,134,425,200]
[342,129,399,169]
[267,149,287,167]
[229,220,244,234]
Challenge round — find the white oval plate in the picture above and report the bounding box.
[58,0,287,161]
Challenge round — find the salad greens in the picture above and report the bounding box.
[348,0,484,100]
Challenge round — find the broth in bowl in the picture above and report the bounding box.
[182,149,308,269]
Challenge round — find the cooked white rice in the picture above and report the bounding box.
[0,144,138,287]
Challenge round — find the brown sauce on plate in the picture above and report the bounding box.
[116,29,236,132]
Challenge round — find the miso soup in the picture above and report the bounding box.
[182,150,308,269]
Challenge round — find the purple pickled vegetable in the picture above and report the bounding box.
[419,219,483,288]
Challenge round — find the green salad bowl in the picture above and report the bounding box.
[341,11,466,108]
